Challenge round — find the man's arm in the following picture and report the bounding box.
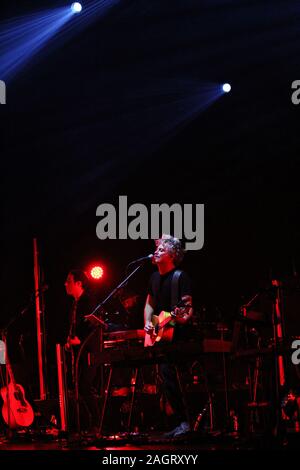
[174,295,193,325]
[144,294,155,332]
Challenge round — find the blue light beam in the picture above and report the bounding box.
[0,8,73,80]
[0,0,119,81]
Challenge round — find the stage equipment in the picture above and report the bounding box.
[74,258,151,434]
[237,280,300,439]
[56,344,68,433]
[90,265,104,280]
[0,334,34,429]
[33,238,48,400]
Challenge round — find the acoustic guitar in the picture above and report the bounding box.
[0,351,34,429]
[144,299,190,347]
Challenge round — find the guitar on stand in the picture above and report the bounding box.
[0,340,34,429]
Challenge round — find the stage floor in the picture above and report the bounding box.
[1,429,299,450]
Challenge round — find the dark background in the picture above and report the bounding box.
[0,0,299,394]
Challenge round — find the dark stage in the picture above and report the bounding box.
[1,0,300,457]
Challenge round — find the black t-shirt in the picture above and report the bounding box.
[148,268,192,341]
[148,268,192,315]
[148,268,192,342]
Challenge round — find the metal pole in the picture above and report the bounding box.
[272,280,285,388]
[33,238,46,400]
[271,279,286,438]
[56,344,68,432]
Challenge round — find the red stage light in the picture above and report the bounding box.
[90,266,104,280]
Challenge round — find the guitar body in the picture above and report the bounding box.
[1,382,34,428]
[144,311,175,347]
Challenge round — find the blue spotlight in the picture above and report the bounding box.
[222,83,231,93]
[71,2,82,13]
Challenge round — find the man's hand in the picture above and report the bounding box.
[144,320,155,334]
[173,295,193,324]
[173,306,188,319]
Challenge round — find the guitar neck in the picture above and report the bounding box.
[156,299,188,330]
[157,310,175,330]
[5,356,16,387]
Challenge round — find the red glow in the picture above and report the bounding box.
[90,266,104,280]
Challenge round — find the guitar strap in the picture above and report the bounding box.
[171,269,183,308]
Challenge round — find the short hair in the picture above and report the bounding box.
[155,234,185,266]
[68,269,90,291]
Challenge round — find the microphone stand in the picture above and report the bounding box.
[85,263,145,324]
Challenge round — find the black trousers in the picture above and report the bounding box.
[66,350,100,432]
[78,363,100,430]
[159,362,187,426]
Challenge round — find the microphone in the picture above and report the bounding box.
[127,254,153,266]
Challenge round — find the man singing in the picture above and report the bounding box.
[144,235,193,437]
